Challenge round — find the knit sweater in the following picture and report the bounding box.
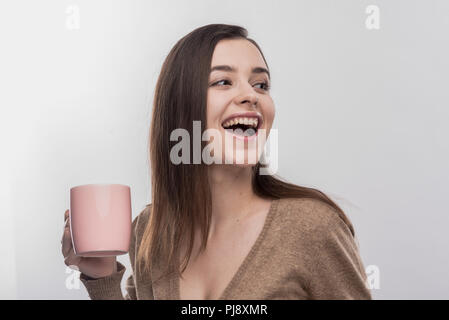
[79,197,372,300]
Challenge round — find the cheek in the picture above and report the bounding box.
[264,103,276,129]
[206,93,226,129]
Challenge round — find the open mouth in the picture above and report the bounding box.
[221,114,262,137]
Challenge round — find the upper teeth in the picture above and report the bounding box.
[222,117,259,128]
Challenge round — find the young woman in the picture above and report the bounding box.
[62,24,372,300]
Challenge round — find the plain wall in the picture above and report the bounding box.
[1,0,448,299]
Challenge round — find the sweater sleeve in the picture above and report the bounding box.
[305,205,372,300]
[79,261,135,299]
[79,212,141,300]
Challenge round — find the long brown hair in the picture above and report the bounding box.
[137,24,355,283]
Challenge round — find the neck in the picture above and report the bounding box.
[207,165,258,234]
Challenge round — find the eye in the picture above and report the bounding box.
[254,81,271,91]
[211,79,232,86]
[210,79,271,91]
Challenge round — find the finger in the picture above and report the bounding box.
[61,227,73,257]
[64,210,69,227]
[63,212,70,231]
[64,246,81,267]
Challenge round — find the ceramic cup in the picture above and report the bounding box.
[69,184,132,257]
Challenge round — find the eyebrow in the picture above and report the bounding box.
[210,65,270,80]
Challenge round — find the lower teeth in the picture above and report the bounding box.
[231,128,256,136]
[244,128,256,136]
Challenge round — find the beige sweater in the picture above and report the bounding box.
[80,197,372,300]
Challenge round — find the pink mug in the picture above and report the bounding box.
[69,184,132,257]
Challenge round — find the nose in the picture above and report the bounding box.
[234,80,259,108]
[235,93,259,108]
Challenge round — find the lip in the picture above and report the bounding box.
[221,111,263,130]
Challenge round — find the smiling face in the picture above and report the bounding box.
[206,39,275,166]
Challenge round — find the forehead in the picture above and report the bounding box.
[210,39,267,69]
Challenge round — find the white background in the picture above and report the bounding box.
[1,0,448,299]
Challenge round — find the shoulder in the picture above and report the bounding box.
[275,198,362,274]
[275,197,354,240]
[276,197,344,228]
[277,199,370,299]
[131,203,152,236]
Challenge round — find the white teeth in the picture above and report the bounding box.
[222,117,259,128]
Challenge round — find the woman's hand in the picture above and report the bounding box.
[61,209,117,279]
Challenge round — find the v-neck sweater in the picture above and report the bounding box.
[79,197,372,300]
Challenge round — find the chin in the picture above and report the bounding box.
[221,154,261,166]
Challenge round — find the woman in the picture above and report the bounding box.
[62,24,372,300]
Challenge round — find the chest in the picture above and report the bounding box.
[178,213,267,300]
